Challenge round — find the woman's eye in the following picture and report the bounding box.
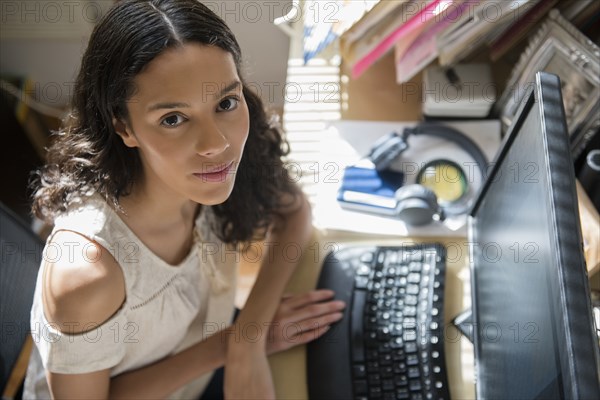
[218,97,239,112]
[161,114,186,127]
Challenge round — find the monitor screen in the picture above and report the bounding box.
[469,72,600,398]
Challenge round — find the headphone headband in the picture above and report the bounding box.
[368,123,488,177]
[403,123,488,178]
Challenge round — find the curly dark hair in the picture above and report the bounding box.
[30,0,297,245]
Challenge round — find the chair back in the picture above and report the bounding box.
[0,203,43,392]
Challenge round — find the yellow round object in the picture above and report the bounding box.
[417,160,467,203]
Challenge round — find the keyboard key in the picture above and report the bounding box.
[392,349,405,361]
[382,366,394,378]
[407,284,419,295]
[397,276,408,287]
[366,332,379,348]
[357,264,371,276]
[393,362,407,374]
[405,342,417,354]
[354,379,368,395]
[383,392,395,400]
[408,367,420,379]
[377,251,386,266]
[377,331,390,342]
[410,252,423,262]
[405,295,418,306]
[353,364,366,378]
[368,374,381,386]
[378,344,391,354]
[406,354,419,366]
[387,250,398,264]
[383,379,395,391]
[369,387,383,398]
[391,337,404,349]
[379,353,392,365]
[367,361,380,372]
[404,330,417,342]
[360,252,374,264]
[395,375,408,387]
[410,394,423,400]
[396,387,410,399]
[409,262,422,272]
[409,379,422,392]
[367,349,378,360]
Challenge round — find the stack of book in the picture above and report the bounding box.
[337,165,405,215]
[340,0,445,79]
[337,0,570,83]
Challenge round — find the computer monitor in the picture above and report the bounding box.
[468,72,600,398]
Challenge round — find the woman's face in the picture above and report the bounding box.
[115,43,249,205]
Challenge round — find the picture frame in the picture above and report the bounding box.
[495,9,600,159]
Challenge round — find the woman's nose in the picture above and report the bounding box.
[195,121,230,157]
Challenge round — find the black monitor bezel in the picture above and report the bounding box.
[469,72,600,398]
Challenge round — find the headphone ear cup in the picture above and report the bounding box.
[394,184,440,226]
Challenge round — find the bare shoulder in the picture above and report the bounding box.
[42,230,126,334]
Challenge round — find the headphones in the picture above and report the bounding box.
[367,123,488,226]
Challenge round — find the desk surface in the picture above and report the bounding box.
[268,229,476,399]
[312,119,502,237]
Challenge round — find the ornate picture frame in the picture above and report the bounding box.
[495,9,600,158]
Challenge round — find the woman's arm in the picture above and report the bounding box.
[234,188,315,338]
[45,228,339,399]
[48,326,231,399]
[42,230,233,399]
[225,188,345,398]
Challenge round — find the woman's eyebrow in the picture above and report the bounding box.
[147,101,191,112]
[146,80,242,112]
[212,80,242,100]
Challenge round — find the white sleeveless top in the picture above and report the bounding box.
[23,194,238,399]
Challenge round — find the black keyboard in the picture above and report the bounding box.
[307,244,450,400]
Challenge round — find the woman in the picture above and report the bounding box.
[24,0,345,398]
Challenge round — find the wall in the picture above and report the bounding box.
[0,0,292,109]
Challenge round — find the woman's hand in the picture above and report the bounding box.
[224,290,344,399]
[265,289,345,354]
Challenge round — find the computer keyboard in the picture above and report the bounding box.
[307,244,450,400]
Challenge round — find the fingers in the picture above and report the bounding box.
[282,289,336,310]
[280,298,346,325]
[290,311,344,334]
[280,314,341,346]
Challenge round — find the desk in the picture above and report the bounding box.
[268,229,476,399]
[269,119,499,398]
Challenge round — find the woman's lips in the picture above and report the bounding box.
[193,161,234,183]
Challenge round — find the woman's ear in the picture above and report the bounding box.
[112,117,139,148]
